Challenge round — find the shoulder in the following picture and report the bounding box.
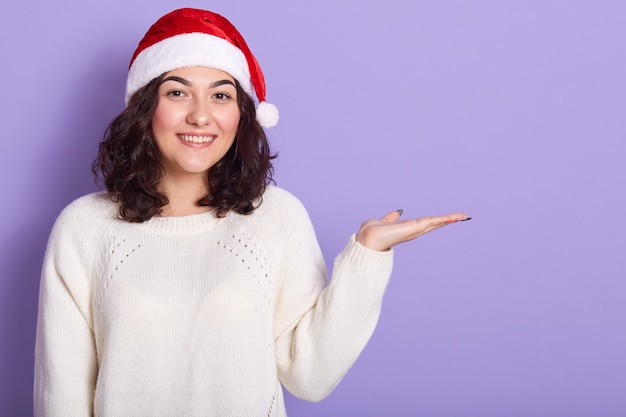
[257,185,310,221]
[232,185,314,237]
[51,192,119,238]
[261,185,305,208]
[57,192,117,221]
[43,193,121,262]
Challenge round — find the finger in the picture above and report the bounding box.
[442,213,471,224]
[380,209,403,224]
[408,213,471,237]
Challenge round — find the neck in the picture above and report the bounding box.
[158,173,212,217]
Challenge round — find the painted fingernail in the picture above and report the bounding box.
[458,217,472,221]
[396,209,404,216]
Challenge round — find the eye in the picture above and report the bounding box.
[166,90,187,98]
[213,92,231,100]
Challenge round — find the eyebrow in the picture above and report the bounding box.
[209,79,236,88]
[160,76,236,89]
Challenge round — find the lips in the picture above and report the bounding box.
[177,134,216,144]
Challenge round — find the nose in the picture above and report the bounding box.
[186,98,212,126]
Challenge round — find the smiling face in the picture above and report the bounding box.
[151,66,241,185]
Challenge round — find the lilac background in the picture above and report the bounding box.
[1,1,625,415]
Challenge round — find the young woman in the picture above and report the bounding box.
[34,8,469,416]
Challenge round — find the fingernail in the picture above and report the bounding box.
[396,209,404,216]
[458,217,472,222]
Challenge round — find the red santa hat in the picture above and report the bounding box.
[125,8,279,128]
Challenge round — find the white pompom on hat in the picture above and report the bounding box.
[125,8,279,128]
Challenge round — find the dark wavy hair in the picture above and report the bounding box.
[92,74,276,222]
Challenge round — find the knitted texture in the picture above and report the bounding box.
[34,186,393,416]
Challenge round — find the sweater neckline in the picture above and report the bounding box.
[135,209,226,235]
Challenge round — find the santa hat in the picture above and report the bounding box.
[125,8,279,128]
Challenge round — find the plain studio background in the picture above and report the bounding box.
[1,1,625,416]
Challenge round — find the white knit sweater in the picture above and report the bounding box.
[34,186,393,417]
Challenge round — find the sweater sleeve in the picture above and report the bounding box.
[273,197,393,402]
[34,201,99,417]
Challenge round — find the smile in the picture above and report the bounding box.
[178,134,216,144]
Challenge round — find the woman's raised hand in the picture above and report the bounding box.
[355,210,471,252]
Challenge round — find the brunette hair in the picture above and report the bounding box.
[92,75,275,222]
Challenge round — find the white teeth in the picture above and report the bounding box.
[178,134,215,144]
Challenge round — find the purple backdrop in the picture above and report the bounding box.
[1,1,625,416]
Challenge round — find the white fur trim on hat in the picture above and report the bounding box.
[125,32,252,105]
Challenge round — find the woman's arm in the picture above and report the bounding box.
[272,192,469,401]
[34,202,99,417]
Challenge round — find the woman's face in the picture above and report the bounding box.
[152,66,241,182]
